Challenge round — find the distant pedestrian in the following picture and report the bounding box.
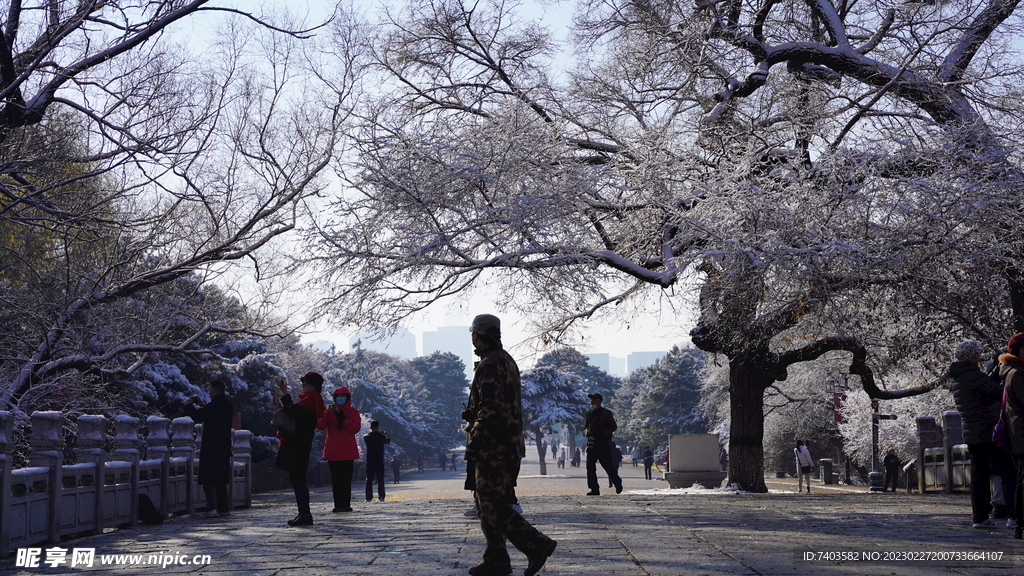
[451,451,458,472]
[642,447,654,480]
[631,447,640,468]
[464,313,556,576]
[951,339,1015,528]
[418,454,425,472]
[184,379,233,518]
[391,453,402,484]
[273,372,325,526]
[584,392,622,495]
[719,447,728,473]
[317,386,362,513]
[794,440,813,494]
[572,448,581,468]
[997,333,1024,538]
[882,448,901,493]
[557,449,566,469]
[439,450,447,471]
[364,421,391,502]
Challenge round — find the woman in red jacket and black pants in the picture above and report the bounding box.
[317,386,362,512]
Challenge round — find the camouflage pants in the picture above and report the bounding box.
[474,459,553,567]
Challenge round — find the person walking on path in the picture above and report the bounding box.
[464,314,557,576]
[364,420,391,502]
[184,379,233,518]
[451,451,458,472]
[439,449,447,471]
[951,340,1016,529]
[392,453,402,484]
[795,440,814,494]
[273,372,325,526]
[882,449,901,493]
[418,454,425,472]
[998,333,1024,538]
[317,386,361,513]
[642,447,654,480]
[631,447,640,468]
[584,392,622,496]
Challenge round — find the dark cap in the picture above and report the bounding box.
[470,314,501,337]
[588,392,603,401]
[1008,333,1024,355]
[300,371,324,390]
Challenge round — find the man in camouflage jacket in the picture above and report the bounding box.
[463,314,556,576]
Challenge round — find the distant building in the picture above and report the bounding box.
[585,353,609,373]
[627,351,666,375]
[307,340,338,355]
[608,356,627,378]
[350,327,417,359]
[421,325,474,379]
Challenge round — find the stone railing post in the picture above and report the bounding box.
[193,422,203,510]
[111,415,140,526]
[916,416,938,493]
[171,417,195,515]
[75,415,106,535]
[29,411,64,544]
[942,411,963,494]
[1,411,13,558]
[146,417,171,514]
[232,430,253,509]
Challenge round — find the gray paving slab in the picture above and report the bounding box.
[1,458,1022,575]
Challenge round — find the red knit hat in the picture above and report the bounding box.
[1007,333,1024,355]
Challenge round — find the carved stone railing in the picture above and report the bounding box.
[0,411,252,558]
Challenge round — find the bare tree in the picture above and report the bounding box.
[312,0,1024,490]
[1,2,363,412]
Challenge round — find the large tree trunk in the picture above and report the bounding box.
[534,426,547,475]
[727,353,772,493]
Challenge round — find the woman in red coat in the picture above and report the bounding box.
[317,386,362,512]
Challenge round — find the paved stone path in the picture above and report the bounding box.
[2,458,1021,575]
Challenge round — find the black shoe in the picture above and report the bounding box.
[586,491,600,496]
[332,507,353,513]
[467,563,512,576]
[525,540,557,576]
[615,483,623,494]
[287,513,313,526]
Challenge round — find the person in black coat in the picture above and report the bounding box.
[948,340,1015,528]
[882,449,901,493]
[584,392,622,495]
[273,372,325,526]
[185,380,234,517]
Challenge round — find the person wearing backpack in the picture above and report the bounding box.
[273,372,325,526]
[951,340,1014,529]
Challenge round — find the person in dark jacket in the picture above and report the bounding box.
[882,448,901,493]
[273,371,325,526]
[949,340,1015,529]
[464,314,556,576]
[391,453,402,484]
[185,379,234,517]
[364,420,390,501]
[998,333,1024,539]
[642,447,654,480]
[584,393,622,495]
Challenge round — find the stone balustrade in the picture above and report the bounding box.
[0,411,252,558]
